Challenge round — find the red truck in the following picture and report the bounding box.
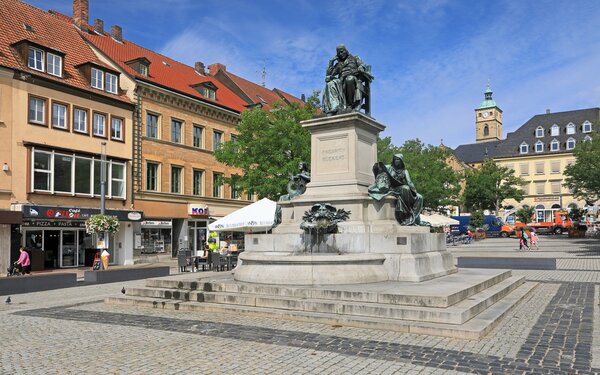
[515,211,572,235]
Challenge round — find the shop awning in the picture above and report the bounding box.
[208,198,276,232]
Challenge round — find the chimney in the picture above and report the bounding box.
[73,0,89,31]
[93,19,104,34]
[194,62,206,75]
[301,94,306,102]
[111,25,122,42]
[546,109,551,114]
[208,63,226,75]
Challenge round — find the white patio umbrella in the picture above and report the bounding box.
[421,213,459,227]
[208,198,277,232]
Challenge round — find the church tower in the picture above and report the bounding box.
[475,84,503,143]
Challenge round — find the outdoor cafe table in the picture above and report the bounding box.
[190,253,238,272]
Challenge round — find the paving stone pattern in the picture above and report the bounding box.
[11,282,599,374]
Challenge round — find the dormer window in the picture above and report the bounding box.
[519,142,529,154]
[583,120,592,133]
[550,124,559,136]
[125,57,151,77]
[191,81,218,100]
[106,72,118,94]
[566,137,576,150]
[566,123,575,135]
[584,135,592,142]
[535,126,544,138]
[535,140,544,153]
[91,67,104,90]
[550,138,559,151]
[28,47,44,71]
[27,47,63,77]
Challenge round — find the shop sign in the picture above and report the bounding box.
[141,220,172,227]
[189,204,209,216]
[22,220,86,228]
[534,196,560,202]
[22,205,143,221]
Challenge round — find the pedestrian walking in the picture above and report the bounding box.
[16,247,31,275]
[521,229,530,251]
[530,229,539,250]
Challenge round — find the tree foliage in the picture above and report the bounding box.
[564,131,600,202]
[376,136,400,165]
[214,94,319,200]
[387,139,462,211]
[515,206,534,224]
[470,210,484,229]
[463,159,525,214]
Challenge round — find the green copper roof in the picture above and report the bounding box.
[478,84,498,109]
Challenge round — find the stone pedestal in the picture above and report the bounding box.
[236,112,456,285]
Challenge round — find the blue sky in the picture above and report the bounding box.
[27,0,600,148]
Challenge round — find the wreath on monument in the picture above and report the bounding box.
[85,214,120,234]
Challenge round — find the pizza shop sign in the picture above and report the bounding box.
[188,204,209,216]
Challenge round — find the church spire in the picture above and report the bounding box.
[478,83,497,109]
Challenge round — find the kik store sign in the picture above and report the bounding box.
[188,204,209,216]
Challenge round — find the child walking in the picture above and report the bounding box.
[530,230,539,250]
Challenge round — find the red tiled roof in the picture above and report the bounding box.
[216,69,303,112]
[273,88,305,106]
[73,21,247,113]
[0,0,130,103]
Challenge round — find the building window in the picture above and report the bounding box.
[231,134,238,144]
[213,130,223,151]
[247,189,254,201]
[519,142,528,154]
[73,108,88,133]
[566,137,576,150]
[521,183,529,195]
[47,52,62,77]
[111,117,123,141]
[146,112,159,138]
[584,135,592,142]
[193,125,203,148]
[535,141,544,153]
[535,162,544,175]
[105,72,118,94]
[535,126,544,138]
[566,123,575,135]
[213,172,223,197]
[93,112,106,137]
[171,119,182,143]
[31,148,126,198]
[146,162,159,191]
[483,125,489,137]
[231,175,240,199]
[33,150,51,191]
[519,163,529,176]
[583,121,592,133]
[193,169,203,196]
[550,160,560,174]
[550,139,559,151]
[28,96,46,125]
[28,47,44,71]
[551,181,561,195]
[504,163,514,173]
[91,67,104,90]
[550,124,559,136]
[202,86,216,100]
[139,64,148,77]
[171,166,182,194]
[535,182,545,195]
[51,102,68,129]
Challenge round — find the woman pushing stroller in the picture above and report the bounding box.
[7,247,31,276]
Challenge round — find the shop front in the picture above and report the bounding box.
[21,205,143,269]
[140,220,172,255]
[188,204,210,256]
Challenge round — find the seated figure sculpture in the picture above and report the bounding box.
[368,154,427,226]
[323,44,373,116]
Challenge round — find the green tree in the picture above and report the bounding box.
[515,206,534,224]
[564,131,600,202]
[470,210,484,229]
[396,139,462,211]
[463,159,525,214]
[376,136,400,164]
[214,94,319,200]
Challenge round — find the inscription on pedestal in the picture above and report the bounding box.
[396,237,407,245]
[318,136,349,174]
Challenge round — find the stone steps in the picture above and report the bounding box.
[125,274,524,325]
[107,281,537,339]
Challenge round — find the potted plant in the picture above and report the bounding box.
[566,208,587,238]
[85,214,120,234]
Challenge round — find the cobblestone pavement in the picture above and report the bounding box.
[2,237,600,374]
